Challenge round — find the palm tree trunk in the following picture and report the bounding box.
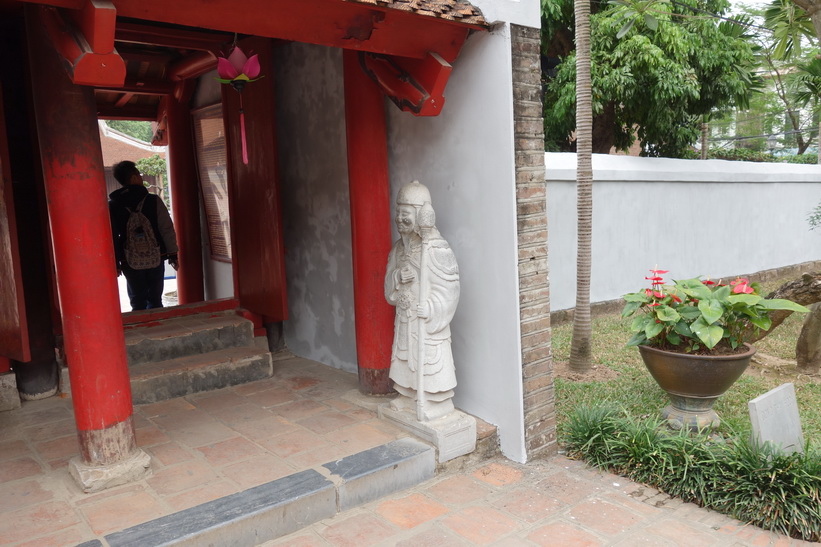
[569,0,593,373]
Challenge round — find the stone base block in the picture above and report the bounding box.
[379,405,476,463]
[59,362,71,398]
[69,449,152,493]
[0,372,21,411]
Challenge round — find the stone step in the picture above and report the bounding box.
[130,346,273,404]
[100,438,435,547]
[124,313,254,366]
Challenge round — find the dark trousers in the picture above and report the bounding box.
[123,262,165,311]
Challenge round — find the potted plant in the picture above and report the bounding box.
[622,269,808,431]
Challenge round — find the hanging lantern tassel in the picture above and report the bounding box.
[239,96,249,165]
[216,44,263,166]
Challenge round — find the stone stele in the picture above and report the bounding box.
[748,382,805,454]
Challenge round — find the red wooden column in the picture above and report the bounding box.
[167,81,205,304]
[26,6,147,489]
[343,50,395,395]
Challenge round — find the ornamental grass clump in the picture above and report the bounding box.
[563,405,821,541]
[622,269,808,354]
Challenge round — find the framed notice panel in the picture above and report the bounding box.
[192,104,232,262]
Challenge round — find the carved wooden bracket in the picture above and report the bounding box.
[38,0,125,87]
[360,51,452,117]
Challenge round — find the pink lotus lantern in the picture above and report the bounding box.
[217,45,263,164]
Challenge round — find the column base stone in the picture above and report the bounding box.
[378,404,476,463]
[0,372,21,411]
[69,449,152,493]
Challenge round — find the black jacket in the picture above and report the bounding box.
[109,185,178,268]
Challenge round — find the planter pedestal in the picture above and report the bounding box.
[638,344,755,431]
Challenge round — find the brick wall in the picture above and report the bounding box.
[511,24,557,459]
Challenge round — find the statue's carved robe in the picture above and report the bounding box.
[385,230,460,395]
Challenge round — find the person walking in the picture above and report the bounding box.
[109,160,179,311]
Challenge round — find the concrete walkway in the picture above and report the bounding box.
[0,353,815,546]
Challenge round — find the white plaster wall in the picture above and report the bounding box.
[547,152,821,311]
[274,43,359,372]
[472,0,540,27]
[387,26,526,462]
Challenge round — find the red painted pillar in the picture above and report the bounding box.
[343,50,395,395]
[26,7,137,466]
[167,82,205,304]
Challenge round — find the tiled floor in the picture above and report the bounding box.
[1,354,817,546]
[0,354,408,545]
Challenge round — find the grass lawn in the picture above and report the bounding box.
[552,275,821,450]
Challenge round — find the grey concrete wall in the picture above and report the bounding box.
[274,43,358,373]
[546,152,821,311]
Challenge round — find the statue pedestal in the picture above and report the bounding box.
[379,404,476,463]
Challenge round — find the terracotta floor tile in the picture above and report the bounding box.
[376,493,449,529]
[230,414,299,442]
[169,421,239,448]
[285,444,348,469]
[297,412,358,435]
[0,478,54,512]
[197,436,265,466]
[165,480,239,512]
[0,457,43,483]
[0,501,81,544]
[0,439,33,461]
[34,435,79,462]
[568,498,643,536]
[393,524,473,547]
[147,460,215,495]
[138,397,197,418]
[442,506,520,545]
[321,423,399,454]
[13,526,89,547]
[426,475,493,506]
[220,454,295,490]
[319,513,398,547]
[491,486,566,523]
[208,402,276,426]
[537,469,598,504]
[242,386,299,408]
[323,397,355,412]
[272,399,330,421]
[186,389,247,412]
[149,408,218,431]
[145,441,195,467]
[526,520,603,546]
[257,428,329,458]
[135,424,171,447]
[266,531,329,546]
[81,490,166,535]
[281,375,322,391]
[471,462,524,487]
[22,419,76,443]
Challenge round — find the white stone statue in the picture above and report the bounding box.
[385,180,460,421]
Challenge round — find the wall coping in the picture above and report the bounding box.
[545,152,821,183]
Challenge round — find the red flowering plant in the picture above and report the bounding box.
[622,269,808,354]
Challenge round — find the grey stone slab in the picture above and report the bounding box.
[105,469,335,547]
[323,437,435,511]
[749,382,805,454]
[131,348,273,404]
[76,541,103,547]
[125,314,254,366]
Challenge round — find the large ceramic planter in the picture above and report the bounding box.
[638,344,755,431]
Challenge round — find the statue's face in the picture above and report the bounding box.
[395,204,417,234]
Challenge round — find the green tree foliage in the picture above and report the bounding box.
[135,154,166,178]
[542,0,761,157]
[105,120,153,143]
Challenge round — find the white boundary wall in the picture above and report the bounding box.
[546,152,821,311]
